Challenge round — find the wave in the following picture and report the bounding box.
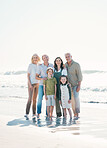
[81,87,107,92]
[0,70,107,75]
[82,70,107,74]
[3,71,27,75]
[81,101,107,104]
[1,85,107,92]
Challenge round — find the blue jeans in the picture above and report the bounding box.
[37,85,44,114]
[72,86,80,113]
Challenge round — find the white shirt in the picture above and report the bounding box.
[27,63,39,84]
[54,68,67,76]
[37,63,53,85]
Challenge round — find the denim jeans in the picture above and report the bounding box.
[37,85,44,114]
[72,86,80,113]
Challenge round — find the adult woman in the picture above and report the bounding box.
[24,54,40,120]
[54,57,67,117]
[36,54,53,118]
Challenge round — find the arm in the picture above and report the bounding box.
[76,64,82,92]
[76,81,81,92]
[43,84,47,100]
[54,85,56,99]
[36,73,47,80]
[67,84,71,104]
[59,85,61,104]
[27,73,33,90]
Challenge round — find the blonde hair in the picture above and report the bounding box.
[31,54,40,63]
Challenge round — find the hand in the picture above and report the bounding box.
[43,77,47,80]
[45,95,48,100]
[68,83,71,87]
[54,95,56,99]
[68,100,71,104]
[59,100,61,104]
[29,85,33,90]
[76,85,80,92]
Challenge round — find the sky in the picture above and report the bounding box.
[0,0,107,72]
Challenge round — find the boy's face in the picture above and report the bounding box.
[60,77,67,84]
[48,69,53,76]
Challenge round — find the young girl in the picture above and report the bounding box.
[59,75,72,119]
[43,67,57,118]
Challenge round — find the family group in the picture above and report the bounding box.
[24,53,82,121]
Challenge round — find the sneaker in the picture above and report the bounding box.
[24,114,29,120]
[74,116,78,120]
[32,115,36,122]
[37,114,40,119]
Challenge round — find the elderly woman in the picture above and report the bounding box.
[24,54,40,121]
[36,55,53,118]
[54,57,67,117]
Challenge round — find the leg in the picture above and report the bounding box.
[47,106,50,117]
[56,97,62,117]
[37,85,44,115]
[68,108,72,118]
[73,86,80,117]
[63,108,67,118]
[32,84,39,115]
[26,84,33,115]
[71,87,76,115]
[50,106,54,117]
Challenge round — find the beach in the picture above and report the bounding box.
[0,97,107,148]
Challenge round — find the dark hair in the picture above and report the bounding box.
[54,57,64,71]
[59,75,68,84]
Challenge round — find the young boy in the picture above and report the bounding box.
[43,67,57,118]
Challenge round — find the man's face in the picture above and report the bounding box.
[42,55,49,62]
[65,54,72,63]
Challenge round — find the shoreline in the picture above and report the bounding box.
[0,97,107,148]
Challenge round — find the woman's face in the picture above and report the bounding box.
[60,77,67,84]
[55,58,61,66]
[32,56,39,64]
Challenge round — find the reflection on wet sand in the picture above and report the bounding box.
[35,117,81,135]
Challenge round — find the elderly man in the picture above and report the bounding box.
[36,55,53,118]
[65,53,82,119]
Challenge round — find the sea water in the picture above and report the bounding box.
[0,70,107,104]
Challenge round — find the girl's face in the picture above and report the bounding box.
[32,56,39,64]
[60,77,67,84]
[55,58,61,66]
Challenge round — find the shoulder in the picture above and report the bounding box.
[73,61,80,66]
[49,63,54,67]
[28,63,33,67]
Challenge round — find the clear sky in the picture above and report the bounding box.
[0,0,107,72]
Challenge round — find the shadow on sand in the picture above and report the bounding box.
[7,117,79,129]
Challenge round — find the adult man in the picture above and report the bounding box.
[65,53,82,119]
[36,55,53,118]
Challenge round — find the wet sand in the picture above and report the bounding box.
[0,97,107,148]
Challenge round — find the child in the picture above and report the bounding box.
[59,75,72,119]
[43,67,57,118]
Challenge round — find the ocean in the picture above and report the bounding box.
[0,70,107,104]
